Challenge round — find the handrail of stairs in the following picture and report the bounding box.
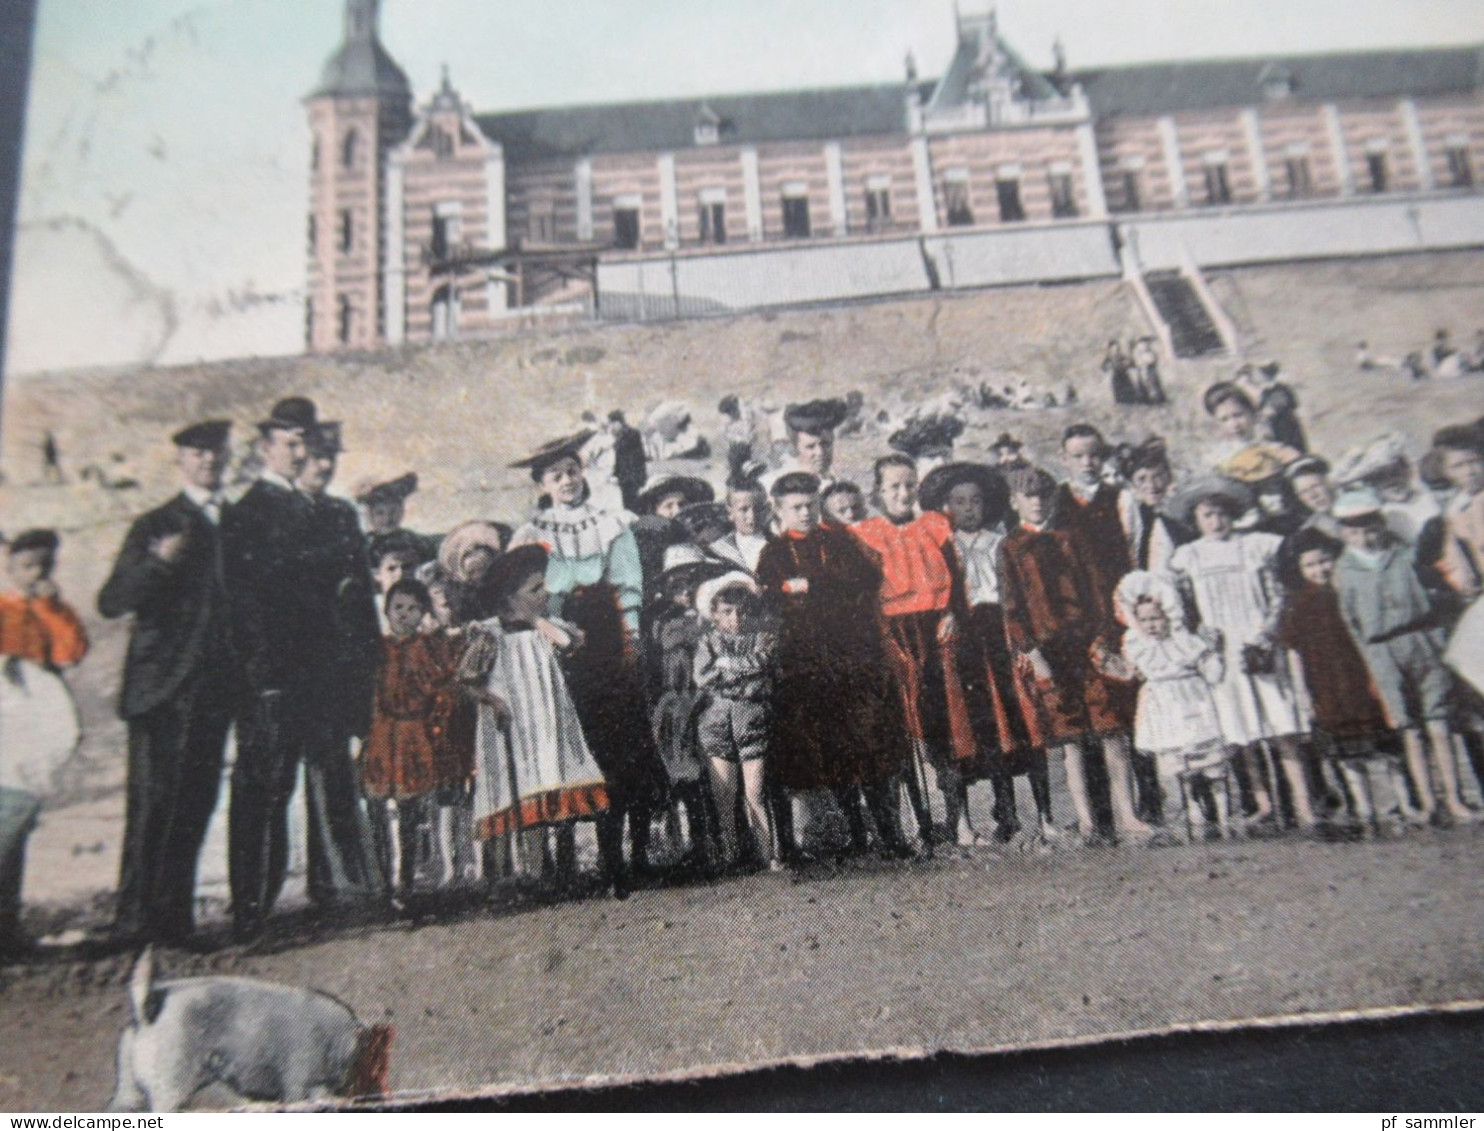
[1116,223,1177,362]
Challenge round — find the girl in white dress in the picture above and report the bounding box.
[1167,479,1318,830]
[1115,571,1233,838]
[458,543,626,897]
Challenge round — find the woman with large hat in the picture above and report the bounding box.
[509,432,667,884]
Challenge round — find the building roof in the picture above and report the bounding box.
[310,18,411,100]
[476,83,926,161]
[1075,45,1483,118]
[469,44,1481,159]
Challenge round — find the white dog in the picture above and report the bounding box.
[108,948,392,1112]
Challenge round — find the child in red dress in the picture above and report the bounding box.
[920,461,1040,842]
[851,455,981,848]
[996,468,1143,842]
[362,579,447,899]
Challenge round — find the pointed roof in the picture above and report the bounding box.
[430,64,462,113]
[310,0,411,100]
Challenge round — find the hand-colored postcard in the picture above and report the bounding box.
[2,0,1483,1112]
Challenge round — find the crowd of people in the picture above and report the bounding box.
[3,363,1484,956]
[1357,326,1484,382]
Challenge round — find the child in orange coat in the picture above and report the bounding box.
[851,455,981,848]
[1,530,88,955]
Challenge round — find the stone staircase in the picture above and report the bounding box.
[1144,271,1227,358]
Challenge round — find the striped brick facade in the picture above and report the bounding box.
[304,2,1484,353]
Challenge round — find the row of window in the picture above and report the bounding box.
[305,295,357,346]
[308,209,357,255]
[311,129,361,174]
[312,123,463,176]
[310,203,468,260]
[311,144,1478,259]
[307,288,463,347]
[1115,141,1474,211]
[549,168,1079,250]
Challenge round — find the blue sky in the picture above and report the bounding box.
[8,0,1484,374]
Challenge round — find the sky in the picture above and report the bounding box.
[6,0,1484,375]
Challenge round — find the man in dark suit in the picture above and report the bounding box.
[294,420,385,909]
[609,410,647,513]
[220,397,337,940]
[99,419,237,945]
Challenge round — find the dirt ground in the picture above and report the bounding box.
[2,251,1484,1109]
[1,825,1481,1111]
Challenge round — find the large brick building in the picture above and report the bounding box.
[304,0,1484,353]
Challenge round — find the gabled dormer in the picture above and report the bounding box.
[917,5,1087,132]
[694,102,722,146]
[412,66,485,160]
[1258,62,1296,101]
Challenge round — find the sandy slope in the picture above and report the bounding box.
[0,251,1482,1109]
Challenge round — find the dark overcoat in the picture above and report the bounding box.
[756,526,909,792]
[98,493,236,718]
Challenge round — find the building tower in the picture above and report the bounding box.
[305,0,412,353]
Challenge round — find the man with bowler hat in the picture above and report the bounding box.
[295,419,386,908]
[220,397,335,938]
[99,419,237,945]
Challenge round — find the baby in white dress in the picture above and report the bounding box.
[1116,571,1234,840]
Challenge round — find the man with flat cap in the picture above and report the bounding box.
[295,419,385,909]
[221,396,364,939]
[99,419,238,945]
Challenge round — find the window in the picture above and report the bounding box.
[338,208,354,253]
[432,127,454,160]
[995,175,1025,223]
[1366,150,1389,193]
[1120,170,1142,212]
[698,189,727,244]
[307,214,317,254]
[337,295,354,344]
[781,183,811,238]
[341,128,359,170]
[528,201,555,243]
[865,175,892,232]
[1283,155,1313,198]
[943,169,973,226]
[305,297,314,346]
[431,203,462,261]
[1446,139,1474,188]
[1202,154,1232,205]
[1049,167,1077,218]
[613,203,641,249]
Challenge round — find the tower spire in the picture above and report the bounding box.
[311,0,409,99]
[346,0,380,42]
